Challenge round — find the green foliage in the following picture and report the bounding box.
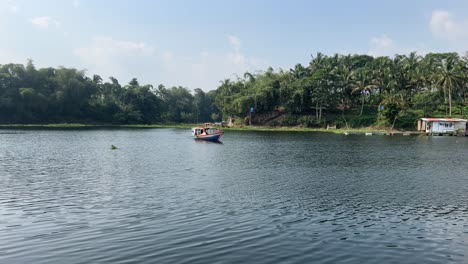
[211,112,220,121]
[281,114,300,126]
[0,61,221,124]
[412,92,444,117]
[213,52,468,128]
[1,52,467,127]
[396,110,419,129]
[347,115,377,127]
[378,103,401,127]
[297,116,314,127]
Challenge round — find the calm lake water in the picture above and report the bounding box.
[0,128,468,263]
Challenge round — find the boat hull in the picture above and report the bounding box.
[194,133,222,141]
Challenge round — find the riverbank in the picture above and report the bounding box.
[0,123,412,135]
[0,123,190,129]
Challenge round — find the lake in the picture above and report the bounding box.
[0,128,467,263]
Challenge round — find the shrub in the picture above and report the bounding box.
[280,114,300,126]
[395,110,419,129]
[347,115,376,127]
[297,115,314,127]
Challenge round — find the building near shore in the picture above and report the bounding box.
[417,118,468,135]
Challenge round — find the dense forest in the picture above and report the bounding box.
[217,52,468,128]
[0,60,220,124]
[1,52,467,128]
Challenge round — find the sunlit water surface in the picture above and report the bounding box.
[1,129,468,263]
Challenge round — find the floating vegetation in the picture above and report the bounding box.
[111,145,118,150]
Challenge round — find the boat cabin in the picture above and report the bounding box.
[192,127,221,136]
[417,118,468,135]
[191,126,224,141]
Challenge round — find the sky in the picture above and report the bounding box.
[1,0,468,90]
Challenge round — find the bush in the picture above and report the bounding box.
[276,114,326,127]
[347,115,376,127]
[334,117,348,128]
[298,115,315,127]
[233,117,244,126]
[379,103,400,126]
[280,114,300,126]
[395,110,419,129]
[412,92,443,117]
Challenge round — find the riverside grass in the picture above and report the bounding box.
[0,123,390,134]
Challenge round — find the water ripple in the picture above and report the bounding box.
[0,129,468,263]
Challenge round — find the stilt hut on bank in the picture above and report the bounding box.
[417,118,468,135]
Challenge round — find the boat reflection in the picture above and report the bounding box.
[194,138,223,144]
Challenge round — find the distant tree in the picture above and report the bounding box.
[436,55,463,116]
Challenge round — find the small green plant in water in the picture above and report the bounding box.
[111,145,118,150]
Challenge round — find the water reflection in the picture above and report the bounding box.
[193,138,223,144]
[0,129,467,264]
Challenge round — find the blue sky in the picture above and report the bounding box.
[1,0,468,90]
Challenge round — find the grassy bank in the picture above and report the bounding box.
[0,123,396,134]
[0,123,93,128]
[0,123,193,129]
[220,126,389,134]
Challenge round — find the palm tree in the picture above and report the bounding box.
[436,56,463,116]
[243,72,255,83]
[460,55,468,105]
[290,64,308,79]
[351,69,377,116]
[380,91,406,130]
[332,63,354,110]
[402,52,422,98]
[288,64,310,113]
[371,56,394,100]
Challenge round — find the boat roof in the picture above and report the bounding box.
[192,127,219,129]
[420,118,468,122]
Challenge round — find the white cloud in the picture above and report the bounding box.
[368,34,396,57]
[367,34,432,57]
[158,35,267,90]
[75,36,154,66]
[0,0,19,14]
[228,35,241,52]
[73,0,80,8]
[430,10,467,39]
[10,3,18,13]
[74,36,155,82]
[73,35,266,90]
[0,49,26,64]
[30,16,59,29]
[429,10,468,53]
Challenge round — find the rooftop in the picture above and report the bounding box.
[420,118,468,122]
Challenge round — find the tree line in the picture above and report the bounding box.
[217,52,468,128]
[1,52,467,128]
[0,60,220,124]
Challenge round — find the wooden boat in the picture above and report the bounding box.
[192,126,223,141]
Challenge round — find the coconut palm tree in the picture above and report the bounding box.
[371,56,395,100]
[243,72,255,83]
[436,55,463,116]
[332,62,354,110]
[460,54,468,104]
[351,69,377,116]
[403,52,422,97]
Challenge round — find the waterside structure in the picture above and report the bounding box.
[417,118,468,136]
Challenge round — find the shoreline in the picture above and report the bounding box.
[0,123,418,135]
